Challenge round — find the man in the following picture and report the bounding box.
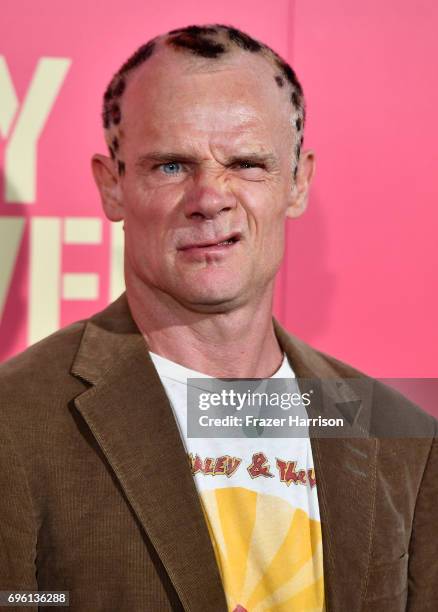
[0,24,436,612]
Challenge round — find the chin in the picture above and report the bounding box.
[176,284,245,312]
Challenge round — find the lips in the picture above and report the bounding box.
[179,233,241,250]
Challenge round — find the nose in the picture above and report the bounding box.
[182,170,236,220]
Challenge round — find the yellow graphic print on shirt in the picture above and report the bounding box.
[200,488,324,612]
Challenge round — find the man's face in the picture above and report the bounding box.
[97,50,310,312]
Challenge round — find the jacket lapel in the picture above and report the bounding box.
[274,320,377,612]
[71,296,228,612]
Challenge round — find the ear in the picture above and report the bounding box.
[286,149,315,219]
[91,153,124,221]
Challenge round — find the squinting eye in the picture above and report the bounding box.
[161,162,182,175]
[237,161,264,170]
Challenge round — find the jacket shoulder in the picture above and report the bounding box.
[316,344,436,431]
[0,319,86,377]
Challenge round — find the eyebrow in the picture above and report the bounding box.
[135,152,199,168]
[226,152,278,166]
[135,151,279,168]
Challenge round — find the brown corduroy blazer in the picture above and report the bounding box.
[0,294,437,612]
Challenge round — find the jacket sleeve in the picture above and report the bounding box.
[407,431,438,610]
[0,418,38,608]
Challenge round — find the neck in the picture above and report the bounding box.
[125,275,283,378]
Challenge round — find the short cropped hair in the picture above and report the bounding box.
[102,24,305,178]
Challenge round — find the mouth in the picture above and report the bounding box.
[179,233,241,251]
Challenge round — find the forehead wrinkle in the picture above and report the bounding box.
[174,124,274,154]
[125,96,280,143]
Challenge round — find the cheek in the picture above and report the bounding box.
[123,185,181,259]
[124,181,168,229]
[239,187,287,265]
[233,182,287,236]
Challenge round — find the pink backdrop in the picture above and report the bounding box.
[1,1,437,382]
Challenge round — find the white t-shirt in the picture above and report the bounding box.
[150,351,325,612]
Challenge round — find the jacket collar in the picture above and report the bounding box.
[72,294,376,612]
